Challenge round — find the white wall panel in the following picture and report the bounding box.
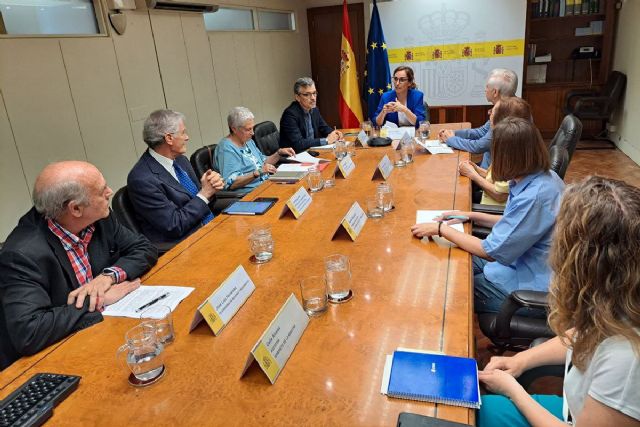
[61,38,138,192]
[0,39,85,187]
[0,92,32,242]
[209,32,243,128]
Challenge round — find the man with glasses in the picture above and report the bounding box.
[127,109,224,249]
[279,77,343,153]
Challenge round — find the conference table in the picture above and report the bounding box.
[1,123,476,426]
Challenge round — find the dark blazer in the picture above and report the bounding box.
[279,101,334,153]
[127,150,212,246]
[374,88,426,128]
[0,208,157,370]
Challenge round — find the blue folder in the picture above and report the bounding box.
[387,351,481,409]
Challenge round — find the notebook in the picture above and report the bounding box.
[387,350,481,409]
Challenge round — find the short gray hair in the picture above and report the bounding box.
[227,107,255,131]
[33,180,89,220]
[487,68,518,97]
[142,109,186,149]
[294,77,315,95]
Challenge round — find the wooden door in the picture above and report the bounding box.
[307,3,365,127]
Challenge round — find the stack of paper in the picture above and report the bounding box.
[415,210,465,247]
[102,285,195,318]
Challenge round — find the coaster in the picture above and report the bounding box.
[249,254,271,264]
[128,365,166,387]
[328,290,353,304]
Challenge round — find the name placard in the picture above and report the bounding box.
[331,201,367,241]
[189,265,256,335]
[391,131,413,150]
[279,186,312,219]
[336,155,356,178]
[356,130,369,147]
[240,294,309,384]
[372,154,394,181]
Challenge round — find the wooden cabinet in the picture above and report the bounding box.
[523,0,617,137]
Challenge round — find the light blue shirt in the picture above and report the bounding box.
[446,120,492,168]
[481,170,565,294]
[214,137,267,195]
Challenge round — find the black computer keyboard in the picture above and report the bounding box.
[0,373,80,427]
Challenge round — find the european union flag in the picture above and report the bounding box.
[364,0,391,122]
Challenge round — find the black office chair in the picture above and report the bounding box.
[189,144,243,211]
[253,121,280,156]
[563,70,626,141]
[422,101,431,123]
[548,114,583,162]
[477,290,555,353]
[111,186,174,255]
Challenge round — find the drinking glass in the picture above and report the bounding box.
[400,138,415,164]
[361,120,373,138]
[334,139,348,160]
[418,120,431,141]
[393,148,406,167]
[306,167,324,193]
[248,225,274,263]
[324,254,353,303]
[299,275,328,316]
[116,324,166,385]
[140,305,175,345]
[377,182,394,212]
[346,140,356,157]
[366,196,384,218]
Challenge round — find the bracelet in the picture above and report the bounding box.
[437,222,442,237]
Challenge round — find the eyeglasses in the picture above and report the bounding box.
[393,77,409,83]
[298,91,318,98]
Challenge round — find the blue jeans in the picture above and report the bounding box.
[473,256,546,318]
[478,394,563,427]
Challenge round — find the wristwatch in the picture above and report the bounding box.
[253,169,260,178]
[101,267,118,284]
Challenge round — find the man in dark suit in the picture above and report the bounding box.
[279,77,343,153]
[0,161,158,370]
[127,109,224,247]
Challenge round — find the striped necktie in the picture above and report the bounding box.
[173,162,214,225]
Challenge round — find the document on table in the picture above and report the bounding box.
[426,145,454,155]
[414,138,442,148]
[102,285,195,318]
[289,151,329,164]
[276,163,314,172]
[416,210,465,247]
[309,143,335,150]
[383,122,415,140]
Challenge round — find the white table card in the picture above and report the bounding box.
[189,265,256,335]
[336,155,356,178]
[372,154,394,181]
[279,186,312,219]
[331,201,367,241]
[356,130,369,147]
[240,294,309,384]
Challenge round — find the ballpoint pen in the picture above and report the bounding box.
[135,292,169,313]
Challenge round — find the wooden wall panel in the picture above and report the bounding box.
[181,14,224,146]
[150,12,203,155]
[0,39,85,187]
[233,33,264,120]
[0,92,32,242]
[60,38,138,192]
[208,32,242,130]
[112,11,166,155]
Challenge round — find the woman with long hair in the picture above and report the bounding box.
[478,176,640,426]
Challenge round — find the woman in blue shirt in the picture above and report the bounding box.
[374,66,426,128]
[215,107,295,195]
[411,117,564,314]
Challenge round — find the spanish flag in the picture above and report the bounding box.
[338,0,364,128]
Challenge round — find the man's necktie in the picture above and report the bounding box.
[173,162,214,225]
[304,112,314,139]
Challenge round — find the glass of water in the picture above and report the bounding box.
[140,305,175,345]
[324,254,353,303]
[334,139,347,161]
[300,275,328,316]
[400,138,414,164]
[248,225,274,263]
[366,196,384,218]
[306,167,324,192]
[418,120,431,141]
[377,182,394,212]
[116,324,166,385]
[361,120,373,138]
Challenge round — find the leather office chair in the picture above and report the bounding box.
[477,290,555,353]
[112,186,174,255]
[253,121,280,156]
[563,70,626,140]
[422,101,431,123]
[548,114,583,162]
[189,144,243,212]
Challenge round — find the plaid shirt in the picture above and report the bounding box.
[47,219,126,287]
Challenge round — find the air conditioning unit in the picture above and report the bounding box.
[146,0,218,13]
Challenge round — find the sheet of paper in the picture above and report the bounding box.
[426,145,454,155]
[277,163,314,172]
[290,151,329,164]
[386,126,416,140]
[309,144,335,150]
[102,285,194,318]
[382,121,398,128]
[415,138,442,148]
[380,354,393,395]
[416,210,464,247]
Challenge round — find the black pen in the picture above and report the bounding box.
[135,292,169,313]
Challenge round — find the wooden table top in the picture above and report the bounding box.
[0,124,474,426]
